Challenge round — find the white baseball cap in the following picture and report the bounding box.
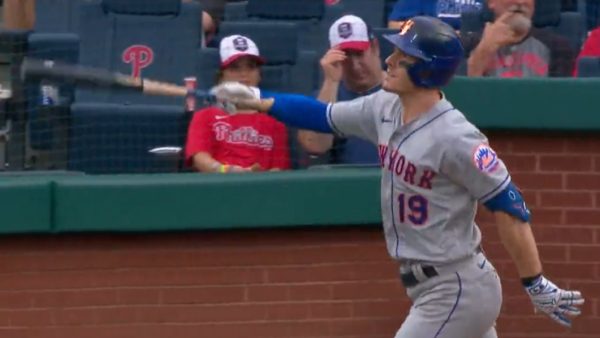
[219,34,266,68]
[329,15,371,51]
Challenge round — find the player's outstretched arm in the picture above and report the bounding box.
[494,212,585,327]
[213,82,379,142]
[211,82,333,133]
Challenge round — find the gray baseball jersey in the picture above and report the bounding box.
[327,89,511,265]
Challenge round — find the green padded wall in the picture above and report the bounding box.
[1,79,600,234]
[446,77,600,130]
[52,169,382,232]
[0,179,52,233]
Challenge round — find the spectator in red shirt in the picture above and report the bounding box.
[573,27,600,76]
[185,35,291,173]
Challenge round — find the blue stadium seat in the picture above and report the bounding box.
[26,34,79,104]
[334,0,386,28]
[196,48,221,91]
[224,1,248,21]
[244,0,341,55]
[246,0,324,19]
[576,56,600,77]
[64,0,202,173]
[554,11,586,51]
[75,0,202,105]
[532,0,561,28]
[34,0,83,33]
[291,50,320,94]
[26,34,79,106]
[562,0,578,11]
[29,2,82,150]
[217,21,318,94]
[373,28,399,68]
[579,0,600,31]
[591,0,600,29]
[384,0,397,21]
[68,103,189,174]
[26,33,79,151]
[459,9,485,34]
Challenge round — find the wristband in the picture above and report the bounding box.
[521,273,542,287]
[218,164,229,173]
[210,162,229,173]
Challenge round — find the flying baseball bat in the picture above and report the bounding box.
[20,57,213,99]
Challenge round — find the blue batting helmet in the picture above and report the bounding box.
[383,16,464,88]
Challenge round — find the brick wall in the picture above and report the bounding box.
[0,133,598,338]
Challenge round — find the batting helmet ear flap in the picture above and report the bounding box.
[407,56,462,88]
[406,61,433,88]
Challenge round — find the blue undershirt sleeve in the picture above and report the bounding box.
[267,93,333,133]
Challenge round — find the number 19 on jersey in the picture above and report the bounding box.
[398,193,428,226]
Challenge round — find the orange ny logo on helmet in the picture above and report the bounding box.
[399,20,415,35]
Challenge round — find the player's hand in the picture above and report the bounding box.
[209,81,261,114]
[480,11,523,50]
[524,275,585,327]
[320,48,346,83]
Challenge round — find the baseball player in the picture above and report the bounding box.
[212,16,584,338]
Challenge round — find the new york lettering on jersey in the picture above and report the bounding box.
[378,145,437,190]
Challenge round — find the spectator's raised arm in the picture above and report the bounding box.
[3,0,35,30]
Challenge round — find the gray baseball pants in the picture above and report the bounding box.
[395,252,502,338]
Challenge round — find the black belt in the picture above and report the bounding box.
[400,248,484,288]
[400,265,438,288]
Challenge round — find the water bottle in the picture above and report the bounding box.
[184,77,197,112]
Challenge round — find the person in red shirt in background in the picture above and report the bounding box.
[185,35,291,173]
[573,27,600,76]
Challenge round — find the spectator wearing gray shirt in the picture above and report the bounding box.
[463,0,575,77]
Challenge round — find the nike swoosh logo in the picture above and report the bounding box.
[478,259,487,269]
